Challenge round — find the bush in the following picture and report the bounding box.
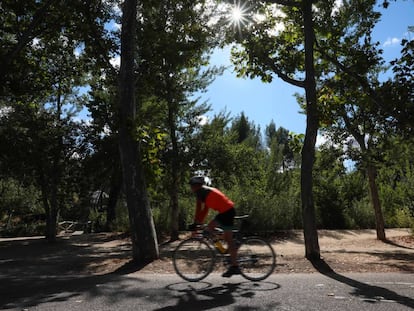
[112,202,130,233]
[0,222,45,237]
[386,207,414,228]
[226,182,302,233]
[344,198,376,229]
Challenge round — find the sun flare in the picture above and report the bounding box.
[231,7,244,22]
[228,1,249,29]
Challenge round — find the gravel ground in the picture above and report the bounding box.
[1,228,413,276]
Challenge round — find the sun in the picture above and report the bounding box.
[231,6,244,22]
[228,1,250,29]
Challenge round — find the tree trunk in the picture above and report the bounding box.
[301,0,320,261]
[168,162,180,241]
[47,180,59,241]
[44,83,63,242]
[168,100,180,241]
[343,118,386,241]
[118,0,159,263]
[39,168,57,241]
[41,183,53,240]
[367,165,386,241]
[106,168,121,231]
[342,114,387,242]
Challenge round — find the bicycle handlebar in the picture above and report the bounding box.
[187,223,207,231]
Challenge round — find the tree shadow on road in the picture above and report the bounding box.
[0,234,147,310]
[311,259,414,309]
[156,281,281,311]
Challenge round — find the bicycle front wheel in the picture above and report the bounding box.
[238,237,276,281]
[172,238,215,282]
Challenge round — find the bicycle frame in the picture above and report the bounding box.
[173,216,276,282]
[191,226,243,265]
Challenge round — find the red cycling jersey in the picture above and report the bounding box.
[194,186,234,223]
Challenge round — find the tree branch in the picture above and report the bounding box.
[84,8,118,77]
[314,40,384,107]
[342,111,366,150]
[264,56,305,87]
[3,0,55,66]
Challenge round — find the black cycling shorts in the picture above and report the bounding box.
[214,208,235,230]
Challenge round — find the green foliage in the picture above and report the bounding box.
[377,137,414,225]
[135,124,168,182]
[345,197,376,229]
[380,38,414,135]
[112,202,131,233]
[0,178,42,221]
[229,170,303,232]
[314,145,348,229]
[0,222,46,238]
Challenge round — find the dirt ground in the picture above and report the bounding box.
[1,228,413,277]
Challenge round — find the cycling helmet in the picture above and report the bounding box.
[189,176,205,185]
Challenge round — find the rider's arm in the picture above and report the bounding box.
[194,199,209,224]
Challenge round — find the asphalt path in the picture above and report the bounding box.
[1,272,414,311]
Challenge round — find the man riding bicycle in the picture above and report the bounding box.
[189,175,241,277]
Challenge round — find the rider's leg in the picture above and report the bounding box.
[212,208,240,277]
[208,219,237,265]
[207,219,218,232]
[224,230,238,266]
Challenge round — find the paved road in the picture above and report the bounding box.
[1,272,413,310]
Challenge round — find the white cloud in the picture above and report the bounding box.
[383,37,400,47]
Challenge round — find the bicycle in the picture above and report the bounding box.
[172,215,276,282]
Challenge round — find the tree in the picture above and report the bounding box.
[117,0,159,263]
[230,0,320,260]
[318,73,389,240]
[134,0,223,240]
[230,112,263,149]
[314,1,408,240]
[0,95,89,240]
[1,3,96,240]
[266,121,297,172]
[228,0,403,252]
[376,136,414,225]
[1,0,121,240]
[192,112,236,188]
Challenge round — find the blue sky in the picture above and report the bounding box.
[199,1,414,135]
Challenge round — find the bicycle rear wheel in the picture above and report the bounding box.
[172,238,215,282]
[237,237,276,281]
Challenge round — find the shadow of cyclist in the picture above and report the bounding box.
[157,281,281,311]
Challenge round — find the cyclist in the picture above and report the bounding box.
[188,175,241,277]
